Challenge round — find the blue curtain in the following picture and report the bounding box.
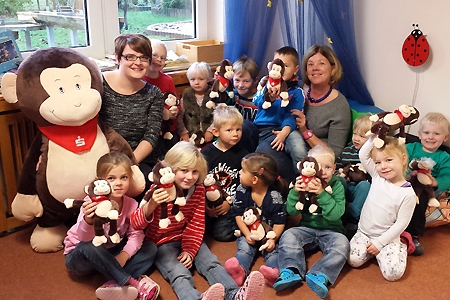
[309,0,373,106]
[224,0,279,69]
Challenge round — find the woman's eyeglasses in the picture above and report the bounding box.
[121,54,150,63]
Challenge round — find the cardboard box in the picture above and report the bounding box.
[176,40,224,63]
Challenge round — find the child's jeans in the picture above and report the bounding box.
[348,230,407,281]
[155,241,239,300]
[235,236,279,275]
[277,226,349,285]
[256,127,308,182]
[206,211,237,242]
[65,240,156,285]
[339,177,371,221]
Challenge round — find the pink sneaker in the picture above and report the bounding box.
[137,275,160,300]
[95,281,138,300]
[201,283,225,300]
[234,271,264,300]
[225,257,246,286]
[259,265,279,287]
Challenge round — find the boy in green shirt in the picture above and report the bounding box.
[273,144,349,299]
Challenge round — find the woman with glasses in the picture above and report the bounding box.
[100,33,164,197]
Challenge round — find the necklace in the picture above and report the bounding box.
[307,86,332,103]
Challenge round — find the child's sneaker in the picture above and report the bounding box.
[259,265,279,287]
[234,271,264,300]
[305,273,329,299]
[95,281,138,300]
[273,268,302,292]
[412,237,424,256]
[202,283,225,300]
[137,275,160,300]
[225,257,246,286]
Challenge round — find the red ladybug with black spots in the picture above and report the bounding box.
[402,24,429,67]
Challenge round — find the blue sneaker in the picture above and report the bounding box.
[305,273,329,298]
[273,268,302,292]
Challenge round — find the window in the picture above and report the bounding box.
[118,0,195,41]
[0,0,211,60]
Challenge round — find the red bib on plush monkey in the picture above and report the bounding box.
[296,157,333,213]
[140,161,186,229]
[1,47,145,253]
[257,58,289,109]
[207,59,234,109]
[366,104,420,148]
[64,179,121,246]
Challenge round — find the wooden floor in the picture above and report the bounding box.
[1,223,449,300]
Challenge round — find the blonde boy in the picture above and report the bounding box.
[202,106,249,242]
[405,112,450,255]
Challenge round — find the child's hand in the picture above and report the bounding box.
[264,239,276,252]
[178,252,193,269]
[151,188,171,204]
[294,176,307,192]
[366,242,380,256]
[271,129,289,151]
[180,133,190,142]
[307,178,325,195]
[82,201,97,225]
[245,234,256,245]
[205,205,218,218]
[215,201,231,216]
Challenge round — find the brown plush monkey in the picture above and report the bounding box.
[234,207,276,251]
[1,47,145,252]
[207,59,234,108]
[64,179,120,246]
[408,158,440,207]
[161,91,179,140]
[140,161,186,228]
[296,157,333,213]
[203,173,232,209]
[257,58,289,109]
[367,104,420,148]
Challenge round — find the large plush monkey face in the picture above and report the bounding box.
[268,58,285,80]
[218,59,234,79]
[148,161,176,185]
[297,157,320,177]
[2,47,103,127]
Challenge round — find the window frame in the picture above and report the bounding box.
[20,0,209,60]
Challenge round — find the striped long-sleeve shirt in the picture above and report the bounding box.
[131,184,205,259]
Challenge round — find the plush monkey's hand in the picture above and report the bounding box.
[11,193,44,221]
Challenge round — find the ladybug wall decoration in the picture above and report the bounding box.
[402,24,429,67]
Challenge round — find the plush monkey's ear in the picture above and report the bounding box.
[148,172,154,182]
[2,72,19,103]
[84,185,90,194]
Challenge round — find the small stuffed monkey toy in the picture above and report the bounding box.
[366,104,420,148]
[161,91,179,140]
[64,179,120,246]
[257,58,289,109]
[296,157,333,213]
[408,158,440,207]
[203,173,232,209]
[337,163,370,184]
[140,161,186,228]
[234,207,277,251]
[207,59,234,109]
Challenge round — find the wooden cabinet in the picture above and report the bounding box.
[0,99,37,232]
[166,69,189,97]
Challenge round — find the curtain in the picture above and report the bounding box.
[224,0,279,69]
[310,0,373,106]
